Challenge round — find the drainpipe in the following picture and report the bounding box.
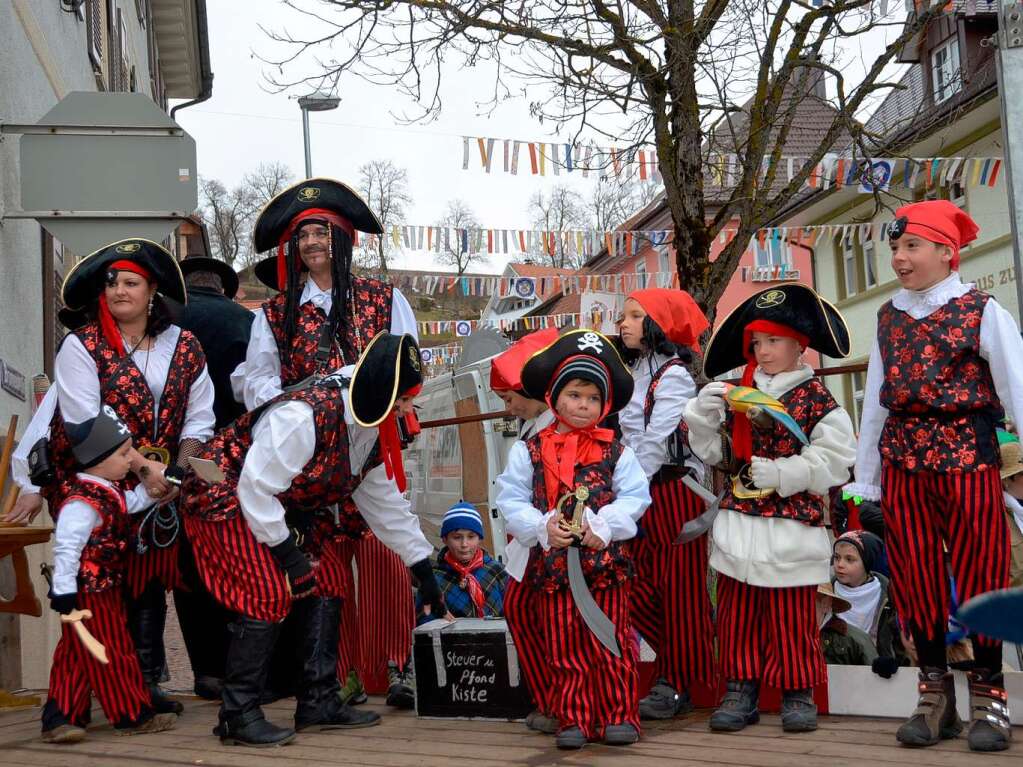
[170,0,213,119]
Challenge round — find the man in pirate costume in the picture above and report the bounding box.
[44,239,216,715]
[496,329,651,749]
[179,332,443,747]
[849,201,1023,752]
[684,284,857,734]
[233,178,421,709]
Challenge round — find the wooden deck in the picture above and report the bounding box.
[0,695,1018,766]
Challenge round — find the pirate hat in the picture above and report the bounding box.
[61,238,186,311]
[58,306,89,331]
[350,332,423,428]
[180,256,240,299]
[627,288,709,351]
[65,405,133,469]
[489,327,559,394]
[817,583,852,615]
[520,329,633,415]
[703,283,850,379]
[252,177,383,254]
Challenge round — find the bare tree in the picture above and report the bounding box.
[529,184,591,269]
[261,1,944,320]
[589,177,663,233]
[199,177,254,268]
[436,199,487,276]
[358,159,413,272]
[243,161,295,210]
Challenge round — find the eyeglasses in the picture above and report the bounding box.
[297,227,330,242]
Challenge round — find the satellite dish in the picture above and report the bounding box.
[457,327,510,369]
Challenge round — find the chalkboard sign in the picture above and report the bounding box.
[412,618,533,720]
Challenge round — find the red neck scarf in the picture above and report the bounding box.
[732,319,809,461]
[537,414,614,511]
[99,260,152,356]
[378,383,422,493]
[443,547,486,614]
[276,208,356,290]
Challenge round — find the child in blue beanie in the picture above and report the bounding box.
[416,501,508,624]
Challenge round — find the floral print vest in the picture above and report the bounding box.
[64,478,132,593]
[877,290,1003,473]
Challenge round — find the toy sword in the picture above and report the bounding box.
[40,563,109,664]
[676,474,726,544]
[556,485,622,658]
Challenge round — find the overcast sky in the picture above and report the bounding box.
[173,0,607,274]
[173,1,906,274]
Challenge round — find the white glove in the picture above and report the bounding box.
[695,381,728,416]
[750,456,781,490]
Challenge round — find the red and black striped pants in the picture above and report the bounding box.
[47,590,152,725]
[881,463,1009,647]
[336,533,415,684]
[630,476,716,690]
[183,512,292,622]
[541,584,639,741]
[503,576,554,715]
[717,576,825,690]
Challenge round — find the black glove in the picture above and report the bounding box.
[410,558,445,617]
[872,655,899,679]
[269,534,316,599]
[49,591,76,616]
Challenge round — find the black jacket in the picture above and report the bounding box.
[177,287,254,428]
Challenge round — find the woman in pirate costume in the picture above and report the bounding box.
[616,288,716,720]
[684,283,856,734]
[45,238,215,715]
[234,178,421,710]
[179,332,442,747]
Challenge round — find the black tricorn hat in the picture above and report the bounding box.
[253,254,290,291]
[703,283,851,379]
[65,405,133,469]
[58,306,89,331]
[520,328,634,415]
[350,332,423,428]
[252,177,384,254]
[61,238,186,311]
[181,256,240,300]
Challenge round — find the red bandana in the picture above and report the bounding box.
[377,383,422,493]
[442,547,486,615]
[537,417,614,511]
[276,208,357,290]
[732,319,809,461]
[99,260,152,356]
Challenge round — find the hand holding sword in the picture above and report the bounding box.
[40,564,109,665]
[554,486,606,550]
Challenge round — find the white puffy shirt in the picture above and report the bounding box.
[233,279,419,410]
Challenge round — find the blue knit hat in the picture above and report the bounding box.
[441,501,484,539]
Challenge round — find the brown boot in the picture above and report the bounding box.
[967,670,1012,752]
[40,724,87,744]
[896,668,963,747]
[115,712,177,736]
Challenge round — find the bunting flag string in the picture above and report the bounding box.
[459,136,1002,193]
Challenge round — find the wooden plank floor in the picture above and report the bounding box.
[0,695,1018,766]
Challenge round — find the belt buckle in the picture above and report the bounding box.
[138,445,170,465]
[730,463,776,500]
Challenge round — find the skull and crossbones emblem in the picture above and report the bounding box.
[577,332,604,353]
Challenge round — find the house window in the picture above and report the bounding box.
[754,237,786,268]
[636,261,648,288]
[932,36,962,104]
[657,245,671,275]
[840,232,858,298]
[862,238,878,290]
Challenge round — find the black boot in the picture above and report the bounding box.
[127,580,182,715]
[217,616,295,747]
[780,688,818,732]
[709,680,760,732]
[293,597,380,732]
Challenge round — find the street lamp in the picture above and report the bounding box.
[297,91,340,178]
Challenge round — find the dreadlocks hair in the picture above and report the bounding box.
[281,223,355,368]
